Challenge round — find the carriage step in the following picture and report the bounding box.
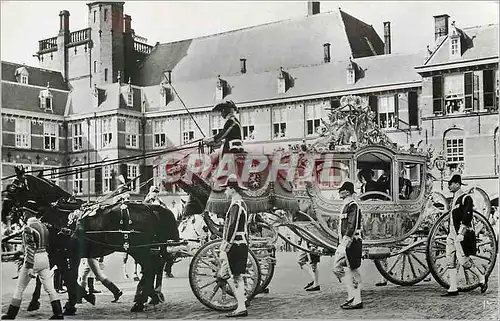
[364,247,391,260]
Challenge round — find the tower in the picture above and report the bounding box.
[87,2,125,86]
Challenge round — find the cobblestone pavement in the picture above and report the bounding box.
[1,252,498,319]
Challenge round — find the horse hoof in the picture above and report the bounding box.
[27,300,40,311]
[86,293,96,306]
[112,291,123,303]
[62,307,76,316]
[130,303,144,313]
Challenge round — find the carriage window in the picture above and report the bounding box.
[356,152,392,200]
[315,158,350,200]
[398,162,423,200]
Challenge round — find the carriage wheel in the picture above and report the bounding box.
[373,235,430,286]
[189,239,261,312]
[426,211,498,291]
[250,247,276,294]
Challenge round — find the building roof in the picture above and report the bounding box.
[143,51,424,113]
[420,24,498,67]
[2,82,68,116]
[136,9,384,86]
[1,61,69,90]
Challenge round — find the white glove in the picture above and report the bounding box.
[456,234,464,242]
[341,235,353,248]
[27,268,36,279]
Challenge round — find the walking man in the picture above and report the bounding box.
[297,240,321,292]
[218,175,249,317]
[333,181,363,310]
[442,174,488,296]
[2,209,64,320]
[77,257,123,303]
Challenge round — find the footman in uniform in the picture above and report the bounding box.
[2,209,64,320]
[218,175,249,318]
[332,181,363,310]
[442,174,488,296]
[203,100,244,155]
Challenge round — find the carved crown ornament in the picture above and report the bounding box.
[289,95,429,158]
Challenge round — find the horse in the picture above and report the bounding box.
[2,166,179,314]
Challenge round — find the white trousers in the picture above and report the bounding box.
[446,233,472,269]
[12,252,58,306]
[79,258,107,287]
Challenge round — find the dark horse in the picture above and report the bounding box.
[2,167,179,314]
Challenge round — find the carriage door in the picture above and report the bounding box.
[397,161,424,201]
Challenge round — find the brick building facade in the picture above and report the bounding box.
[2,1,498,201]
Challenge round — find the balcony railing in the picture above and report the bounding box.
[134,41,153,54]
[70,28,91,44]
[38,37,57,52]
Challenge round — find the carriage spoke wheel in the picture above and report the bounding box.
[374,235,430,286]
[189,239,261,311]
[426,211,498,292]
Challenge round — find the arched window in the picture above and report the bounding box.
[495,127,499,175]
[444,128,465,172]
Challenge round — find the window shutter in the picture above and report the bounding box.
[331,98,340,110]
[396,93,407,130]
[369,95,378,124]
[464,72,473,111]
[110,167,116,191]
[120,164,128,182]
[432,76,443,114]
[140,165,153,194]
[94,168,102,196]
[483,69,495,110]
[408,91,419,126]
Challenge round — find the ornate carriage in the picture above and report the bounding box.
[163,95,497,311]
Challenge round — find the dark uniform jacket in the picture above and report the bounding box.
[339,200,362,239]
[213,115,243,154]
[221,200,248,251]
[22,218,50,269]
[451,192,474,233]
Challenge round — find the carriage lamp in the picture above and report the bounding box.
[434,154,447,191]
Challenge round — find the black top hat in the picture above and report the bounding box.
[339,181,355,194]
[448,174,467,186]
[357,168,374,182]
[219,174,248,190]
[212,100,237,113]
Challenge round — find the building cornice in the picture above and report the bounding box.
[1,108,65,121]
[1,80,70,93]
[65,109,143,121]
[415,57,499,73]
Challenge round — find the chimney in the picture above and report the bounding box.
[323,43,331,63]
[307,1,320,16]
[124,15,132,33]
[383,21,391,54]
[433,14,450,40]
[240,58,247,74]
[59,10,70,35]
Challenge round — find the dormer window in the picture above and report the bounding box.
[39,82,53,111]
[159,80,171,106]
[216,75,228,100]
[277,67,292,94]
[127,78,133,107]
[347,58,356,85]
[15,66,29,84]
[449,21,462,59]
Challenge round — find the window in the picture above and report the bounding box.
[45,168,58,186]
[21,75,28,84]
[444,74,465,114]
[240,110,255,141]
[347,69,355,85]
[103,165,113,193]
[39,91,53,111]
[126,119,139,148]
[127,164,139,193]
[378,96,396,129]
[104,68,108,82]
[127,92,133,107]
[94,61,97,73]
[483,69,496,110]
[73,167,84,195]
[272,107,287,139]
[306,103,323,136]
[451,38,459,56]
[15,119,30,148]
[153,119,167,148]
[101,118,113,148]
[73,123,83,151]
[182,118,195,144]
[445,138,464,169]
[104,9,108,21]
[93,10,96,23]
[210,114,224,136]
[43,122,58,151]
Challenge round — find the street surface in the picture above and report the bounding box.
[1,252,498,319]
